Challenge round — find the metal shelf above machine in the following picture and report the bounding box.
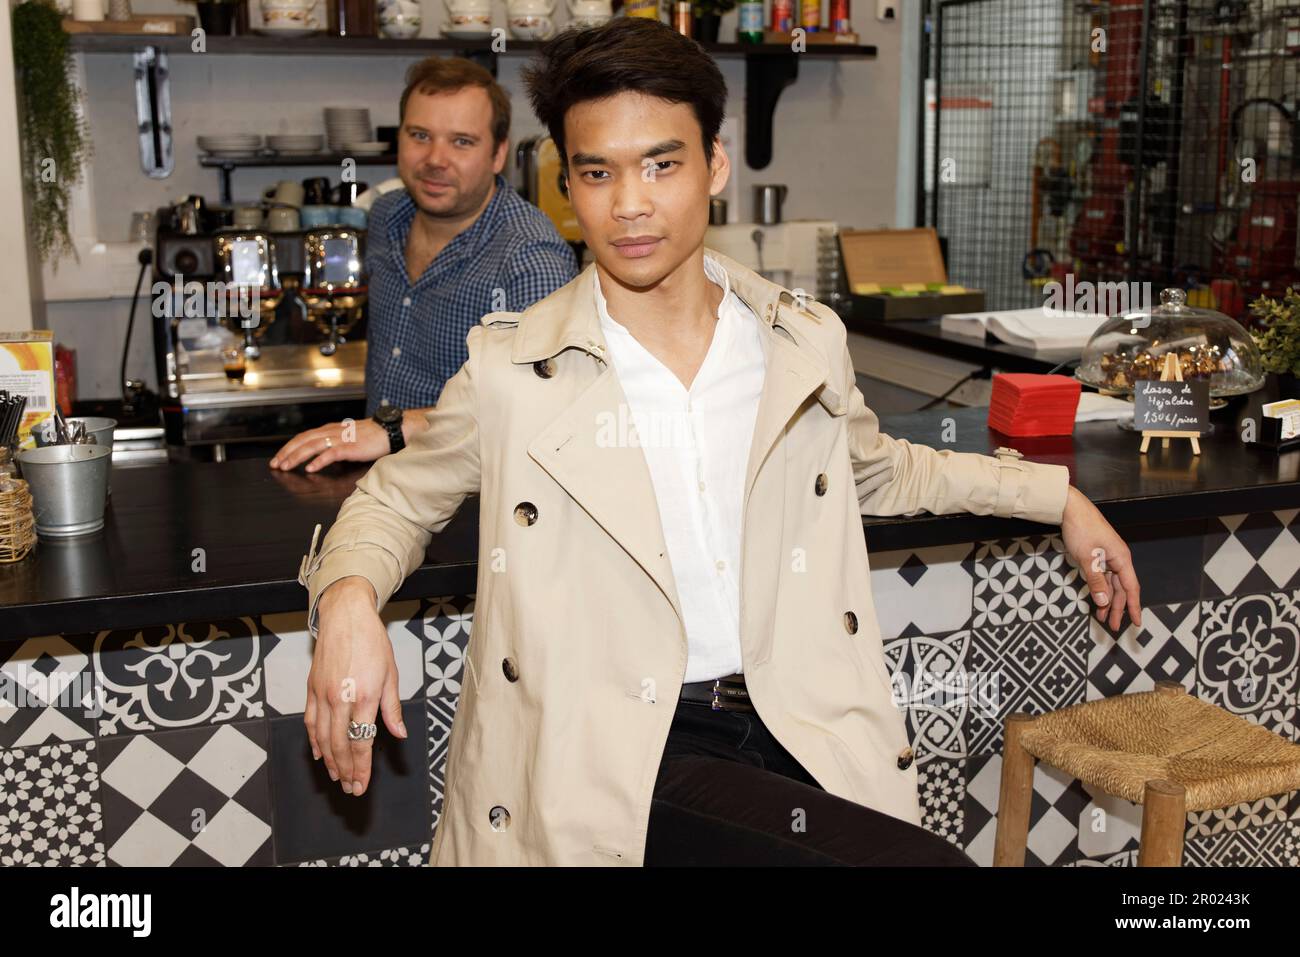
[71,33,876,170]
[199,153,397,204]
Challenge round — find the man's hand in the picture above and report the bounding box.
[1060,486,1142,632]
[269,419,389,472]
[305,577,408,796]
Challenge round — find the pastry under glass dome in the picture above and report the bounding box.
[1074,288,1265,399]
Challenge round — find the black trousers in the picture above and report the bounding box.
[644,695,978,866]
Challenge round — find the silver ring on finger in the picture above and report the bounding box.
[347,720,377,741]
[324,435,333,449]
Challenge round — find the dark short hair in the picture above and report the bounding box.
[522,18,727,166]
[399,56,511,149]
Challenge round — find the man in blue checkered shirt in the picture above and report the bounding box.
[271,57,577,472]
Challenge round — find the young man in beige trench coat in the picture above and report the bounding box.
[298,18,1143,866]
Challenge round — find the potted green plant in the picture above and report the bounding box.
[691,0,735,42]
[11,0,92,267]
[1249,287,1300,400]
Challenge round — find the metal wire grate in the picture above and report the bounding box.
[923,0,1300,323]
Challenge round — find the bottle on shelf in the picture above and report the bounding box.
[800,0,820,31]
[623,0,660,18]
[738,0,763,42]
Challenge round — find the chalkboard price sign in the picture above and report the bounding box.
[1133,379,1210,433]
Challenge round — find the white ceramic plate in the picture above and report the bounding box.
[197,137,262,149]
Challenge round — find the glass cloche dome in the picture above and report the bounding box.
[1075,288,1265,399]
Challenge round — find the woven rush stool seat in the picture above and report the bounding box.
[993,681,1300,867]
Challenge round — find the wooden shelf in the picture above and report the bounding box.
[67,33,876,59]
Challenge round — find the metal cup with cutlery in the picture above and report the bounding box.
[15,444,113,538]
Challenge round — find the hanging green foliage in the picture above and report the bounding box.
[12,0,92,267]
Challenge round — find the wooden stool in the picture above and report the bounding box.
[993,681,1300,866]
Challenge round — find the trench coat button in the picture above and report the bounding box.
[489,805,511,831]
[897,746,914,771]
[814,473,828,496]
[843,610,858,634]
[533,359,555,379]
[502,657,519,682]
[514,502,538,526]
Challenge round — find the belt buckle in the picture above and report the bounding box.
[710,675,747,712]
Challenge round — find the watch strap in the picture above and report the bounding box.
[383,416,404,454]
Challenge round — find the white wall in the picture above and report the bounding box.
[1,0,43,332]
[30,1,913,396]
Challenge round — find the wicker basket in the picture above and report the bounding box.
[0,477,36,562]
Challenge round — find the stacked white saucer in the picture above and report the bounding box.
[197,134,263,158]
[324,108,372,152]
[267,133,325,157]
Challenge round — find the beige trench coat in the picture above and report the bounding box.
[298,249,1070,866]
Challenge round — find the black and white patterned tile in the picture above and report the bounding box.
[422,596,472,844]
[883,629,972,765]
[260,600,426,717]
[1203,510,1300,600]
[269,699,429,865]
[1075,783,1143,864]
[962,752,1088,866]
[428,693,459,839]
[869,545,974,642]
[918,756,966,846]
[0,634,96,748]
[1075,783,1298,864]
[1184,819,1300,867]
[1197,590,1299,739]
[97,720,272,866]
[966,615,1090,756]
[968,535,1089,628]
[94,618,265,737]
[1087,602,1199,699]
[421,596,474,697]
[0,741,104,865]
[1071,849,1139,866]
[294,842,430,866]
[1186,790,1300,839]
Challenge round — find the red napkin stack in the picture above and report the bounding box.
[988,373,1081,437]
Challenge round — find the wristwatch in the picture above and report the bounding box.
[372,403,405,455]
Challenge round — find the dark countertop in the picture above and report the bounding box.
[842,311,1078,374]
[2,405,1296,640]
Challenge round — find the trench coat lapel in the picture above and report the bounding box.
[743,330,827,508]
[527,366,685,626]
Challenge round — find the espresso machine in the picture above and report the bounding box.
[151,199,369,457]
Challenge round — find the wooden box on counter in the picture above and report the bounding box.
[61,15,194,34]
[840,227,985,321]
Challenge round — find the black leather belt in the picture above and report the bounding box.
[678,673,754,712]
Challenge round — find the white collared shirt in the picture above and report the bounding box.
[594,255,767,683]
